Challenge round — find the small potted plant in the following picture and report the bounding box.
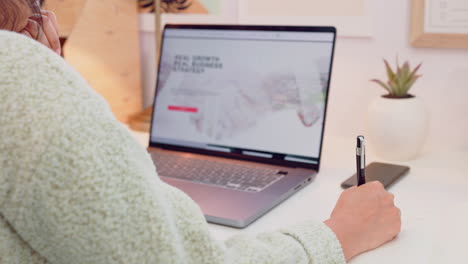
[366,58,429,161]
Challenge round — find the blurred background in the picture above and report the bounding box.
[42,0,468,154]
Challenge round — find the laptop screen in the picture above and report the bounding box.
[150,25,336,168]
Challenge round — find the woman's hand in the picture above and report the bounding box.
[324,181,401,261]
[19,10,61,55]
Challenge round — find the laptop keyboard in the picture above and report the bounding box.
[151,152,285,192]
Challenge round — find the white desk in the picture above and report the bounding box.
[131,130,468,263]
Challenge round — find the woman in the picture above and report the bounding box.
[0,1,401,263]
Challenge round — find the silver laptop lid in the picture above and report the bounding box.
[150,24,336,170]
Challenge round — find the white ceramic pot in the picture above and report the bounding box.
[366,96,429,161]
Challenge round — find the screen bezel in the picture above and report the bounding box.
[149,24,337,170]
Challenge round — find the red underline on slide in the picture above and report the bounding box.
[168,105,198,113]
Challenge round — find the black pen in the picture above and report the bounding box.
[356,136,366,186]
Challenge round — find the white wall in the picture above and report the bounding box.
[328,0,468,151]
[139,0,468,152]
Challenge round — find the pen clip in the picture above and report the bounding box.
[356,136,365,168]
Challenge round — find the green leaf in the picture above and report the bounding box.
[387,79,399,96]
[405,75,422,92]
[384,59,397,84]
[403,62,410,75]
[396,56,401,75]
[395,62,410,95]
[410,62,422,75]
[408,63,422,80]
[371,79,392,94]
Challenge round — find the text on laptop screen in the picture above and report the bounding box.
[151,27,335,165]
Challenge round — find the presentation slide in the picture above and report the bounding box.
[151,29,334,159]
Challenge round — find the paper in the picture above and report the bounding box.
[424,0,468,34]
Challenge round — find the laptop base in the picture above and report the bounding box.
[152,148,316,228]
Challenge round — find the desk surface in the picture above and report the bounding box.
[130,129,468,263]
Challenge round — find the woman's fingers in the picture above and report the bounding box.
[41,10,60,37]
[23,19,51,50]
[23,19,40,40]
[29,14,61,55]
[20,29,33,39]
[41,14,61,54]
[41,10,61,55]
[36,25,51,51]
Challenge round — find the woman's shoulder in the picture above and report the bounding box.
[1,29,68,82]
[0,29,114,140]
[0,29,26,40]
[0,29,46,59]
[0,29,105,108]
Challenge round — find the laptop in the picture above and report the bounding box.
[148,24,337,228]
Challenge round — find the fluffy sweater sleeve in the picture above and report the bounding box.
[0,30,345,264]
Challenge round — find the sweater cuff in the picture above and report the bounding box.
[280,221,346,264]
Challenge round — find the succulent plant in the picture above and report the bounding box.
[371,58,422,98]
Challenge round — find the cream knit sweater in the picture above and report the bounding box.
[0,30,345,264]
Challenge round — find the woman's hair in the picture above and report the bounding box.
[0,0,42,30]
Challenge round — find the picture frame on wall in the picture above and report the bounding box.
[410,0,468,49]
